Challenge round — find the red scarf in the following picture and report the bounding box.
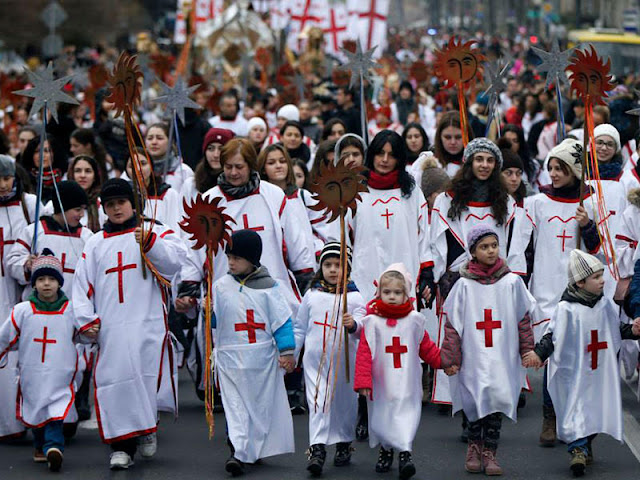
[366,298,413,326]
[368,170,400,190]
[466,258,506,278]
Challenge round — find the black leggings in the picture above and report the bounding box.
[467,413,503,450]
[110,438,137,458]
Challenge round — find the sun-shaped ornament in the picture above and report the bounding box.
[567,45,614,106]
[433,37,484,88]
[309,158,368,223]
[106,51,144,118]
[180,194,235,253]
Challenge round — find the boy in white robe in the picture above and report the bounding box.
[0,251,79,472]
[524,250,640,477]
[72,178,186,470]
[441,225,536,476]
[354,263,441,480]
[213,229,296,476]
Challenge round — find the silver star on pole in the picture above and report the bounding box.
[339,39,381,89]
[531,38,576,88]
[482,60,509,99]
[13,62,78,124]
[153,77,202,125]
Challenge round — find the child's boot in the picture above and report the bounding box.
[375,446,394,473]
[464,440,482,473]
[398,451,416,479]
[569,448,586,477]
[306,444,326,476]
[539,405,556,447]
[225,455,245,477]
[46,447,63,472]
[482,446,503,476]
[334,442,352,466]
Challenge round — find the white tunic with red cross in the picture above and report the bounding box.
[72,221,186,442]
[6,219,93,300]
[294,288,366,446]
[350,186,432,303]
[360,311,427,452]
[443,274,535,422]
[213,274,294,463]
[204,181,315,313]
[615,201,640,278]
[0,193,37,438]
[547,297,623,444]
[0,299,78,428]
[525,192,599,340]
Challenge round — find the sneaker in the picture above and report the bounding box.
[375,446,394,473]
[334,442,352,467]
[569,448,586,477]
[464,441,482,473]
[306,444,326,476]
[33,449,46,463]
[46,448,63,472]
[138,432,157,458]
[110,451,134,470]
[225,455,244,477]
[398,451,416,479]
[482,448,503,476]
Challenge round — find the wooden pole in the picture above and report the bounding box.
[340,207,350,383]
[576,97,589,248]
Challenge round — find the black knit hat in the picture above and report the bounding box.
[497,138,524,172]
[31,248,64,287]
[100,178,134,209]
[225,229,262,266]
[52,181,89,214]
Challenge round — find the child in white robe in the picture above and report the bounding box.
[354,263,441,480]
[0,251,79,472]
[441,225,535,476]
[294,242,365,476]
[213,229,296,477]
[524,250,640,477]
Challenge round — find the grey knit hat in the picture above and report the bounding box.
[463,138,503,167]
[0,155,16,177]
[568,249,603,285]
[419,152,450,198]
[467,224,499,253]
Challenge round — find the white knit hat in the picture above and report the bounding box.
[568,249,604,285]
[276,104,300,122]
[247,117,267,132]
[593,123,621,152]
[549,138,584,179]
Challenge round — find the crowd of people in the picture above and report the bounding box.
[0,32,639,479]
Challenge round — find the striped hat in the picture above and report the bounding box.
[463,137,503,167]
[319,242,352,268]
[568,249,603,285]
[31,248,64,287]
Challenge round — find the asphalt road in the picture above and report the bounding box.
[1,368,639,479]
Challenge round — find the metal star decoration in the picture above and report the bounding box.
[482,60,509,99]
[339,39,381,89]
[531,37,576,88]
[13,62,78,124]
[153,76,202,125]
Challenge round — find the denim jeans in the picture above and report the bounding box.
[568,434,597,454]
[33,420,64,454]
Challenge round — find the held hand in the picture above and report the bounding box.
[24,254,38,274]
[83,325,100,340]
[522,351,542,369]
[134,227,143,244]
[421,285,432,302]
[358,388,371,397]
[175,297,195,313]
[444,366,459,376]
[343,313,355,330]
[575,205,589,228]
[279,355,295,373]
[632,318,640,336]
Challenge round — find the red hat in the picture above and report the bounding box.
[203,128,235,154]
[376,106,392,119]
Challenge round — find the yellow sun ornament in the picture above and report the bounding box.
[567,45,614,106]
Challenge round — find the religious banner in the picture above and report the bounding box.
[322,3,349,56]
[287,0,326,52]
[346,0,389,58]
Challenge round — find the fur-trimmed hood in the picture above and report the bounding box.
[628,188,640,208]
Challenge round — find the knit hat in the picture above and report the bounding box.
[203,128,234,154]
[277,104,300,122]
[567,249,604,285]
[247,117,268,132]
[31,248,64,287]
[593,123,621,152]
[52,181,88,214]
[100,178,134,209]
[467,224,499,253]
[463,137,503,167]
[418,152,450,198]
[497,138,524,171]
[319,242,352,268]
[0,154,16,177]
[548,138,584,179]
[376,263,413,298]
[225,229,262,266]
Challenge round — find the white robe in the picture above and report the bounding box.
[547,298,623,444]
[213,274,294,463]
[294,288,365,446]
[350,186,432,303]
[443,274,535,422]
[144,188,183,235]
[360,311,427,452]
[620,168,640,196]
[72,221,186,442]
[0,299,78,428]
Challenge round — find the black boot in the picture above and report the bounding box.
[356,395,368,441]
[225,455,244,477]
[375,446,394,473]
[398,451,416,479]
[334,442,352,466]
[306,444,326,476]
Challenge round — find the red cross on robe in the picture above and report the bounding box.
[586,329,608,370]
[33,326,57,363]
[235,310,266,344]
[385,336,408,368]
[556,229,573,253]
[476,309,502,348]
[105,252,137,304]
[314,312,337,349]
[61,253,75,274]
[241,214,265,232]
